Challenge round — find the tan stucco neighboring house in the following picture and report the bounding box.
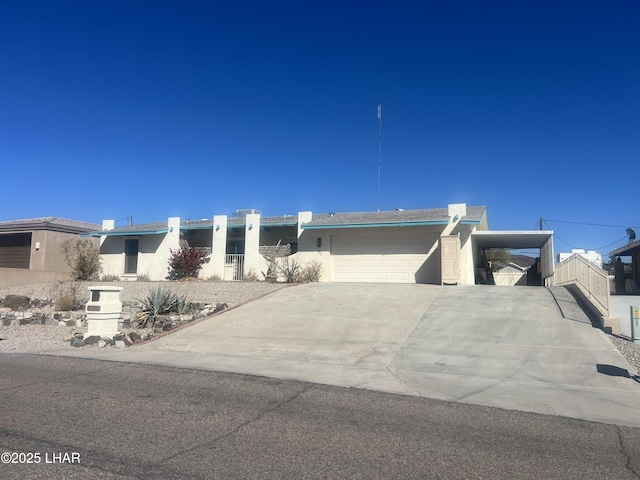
[87,203,503,285]
[0,217,100,287]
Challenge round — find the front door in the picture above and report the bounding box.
[124,239,139,274]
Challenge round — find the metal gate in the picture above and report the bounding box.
[224,254,244,281]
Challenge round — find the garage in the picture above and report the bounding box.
[331,233,439,283]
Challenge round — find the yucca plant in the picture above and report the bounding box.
[136,287,178,328]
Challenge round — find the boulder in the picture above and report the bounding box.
[70,337,85,347]
[214,303,229,313]
[114,340,125,348]
[4,294,31,310]
[113,333,133,346]
[128,331,142,343]
[84,335,101,345]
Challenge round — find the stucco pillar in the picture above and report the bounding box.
[243,213,261,278]
[166,217,181,253]
[298,211,312,238]
[211,215,227,279]
[100,220,115,248]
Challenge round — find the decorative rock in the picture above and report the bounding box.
[4,294,31,310]
[214,303,229,313]
[23,312,33,319]
[19,318,31,326]
[162,323,174,332]
[0,307,11,313]
[58,321,67,327]
[113,333,133,346]
[98,340,107,348]
[70,337,85,347]
[2,318,12,327]
[114,340,125,348]
[64,334,74,342]
[84,335,101,345]
[128,331,142,343]
[45,317,58,326]
[66,320,75,327]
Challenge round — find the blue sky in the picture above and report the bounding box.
[1,1,638,259]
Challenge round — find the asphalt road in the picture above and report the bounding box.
[1,355,639,480]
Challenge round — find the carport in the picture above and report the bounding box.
[471,230,555,286]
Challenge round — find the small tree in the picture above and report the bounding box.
[486,249,512,272]
[60,239,101,281]
[167,247,210,280]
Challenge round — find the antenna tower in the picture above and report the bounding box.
[377,104,382,212]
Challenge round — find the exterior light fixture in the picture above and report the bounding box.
[249,224,254,230]
[215,225,220,231]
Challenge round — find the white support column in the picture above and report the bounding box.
[100,220,114,248]
[212,215,227,279]
[297,211,312,238]
[244,213,261,278]
[167,217,181,253]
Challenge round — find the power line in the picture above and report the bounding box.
[545,219,629,251]
[545,219,638,228]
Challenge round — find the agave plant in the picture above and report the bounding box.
[136,287,178,328]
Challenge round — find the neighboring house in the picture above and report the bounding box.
[558,249,603,268]
[85,203,556,286]
[0,217,100,287]
[609,240,640,294]
[492,255,537,286]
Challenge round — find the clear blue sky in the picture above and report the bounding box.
[1,1,638,259]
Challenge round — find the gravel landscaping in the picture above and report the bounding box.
[0,281,288,354]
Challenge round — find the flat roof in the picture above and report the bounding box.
[610,239,640,257]
[471,230,554,249]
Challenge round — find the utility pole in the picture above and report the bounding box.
[539,217,543,231]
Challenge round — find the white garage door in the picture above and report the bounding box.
[331,234,438,283]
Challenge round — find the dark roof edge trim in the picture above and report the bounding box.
[82,229,170,237]
[301,220,452,230]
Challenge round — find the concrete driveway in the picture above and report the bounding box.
[54,283,640,427]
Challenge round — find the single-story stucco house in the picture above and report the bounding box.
[0,217,100,287]
[85,203,555,286]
